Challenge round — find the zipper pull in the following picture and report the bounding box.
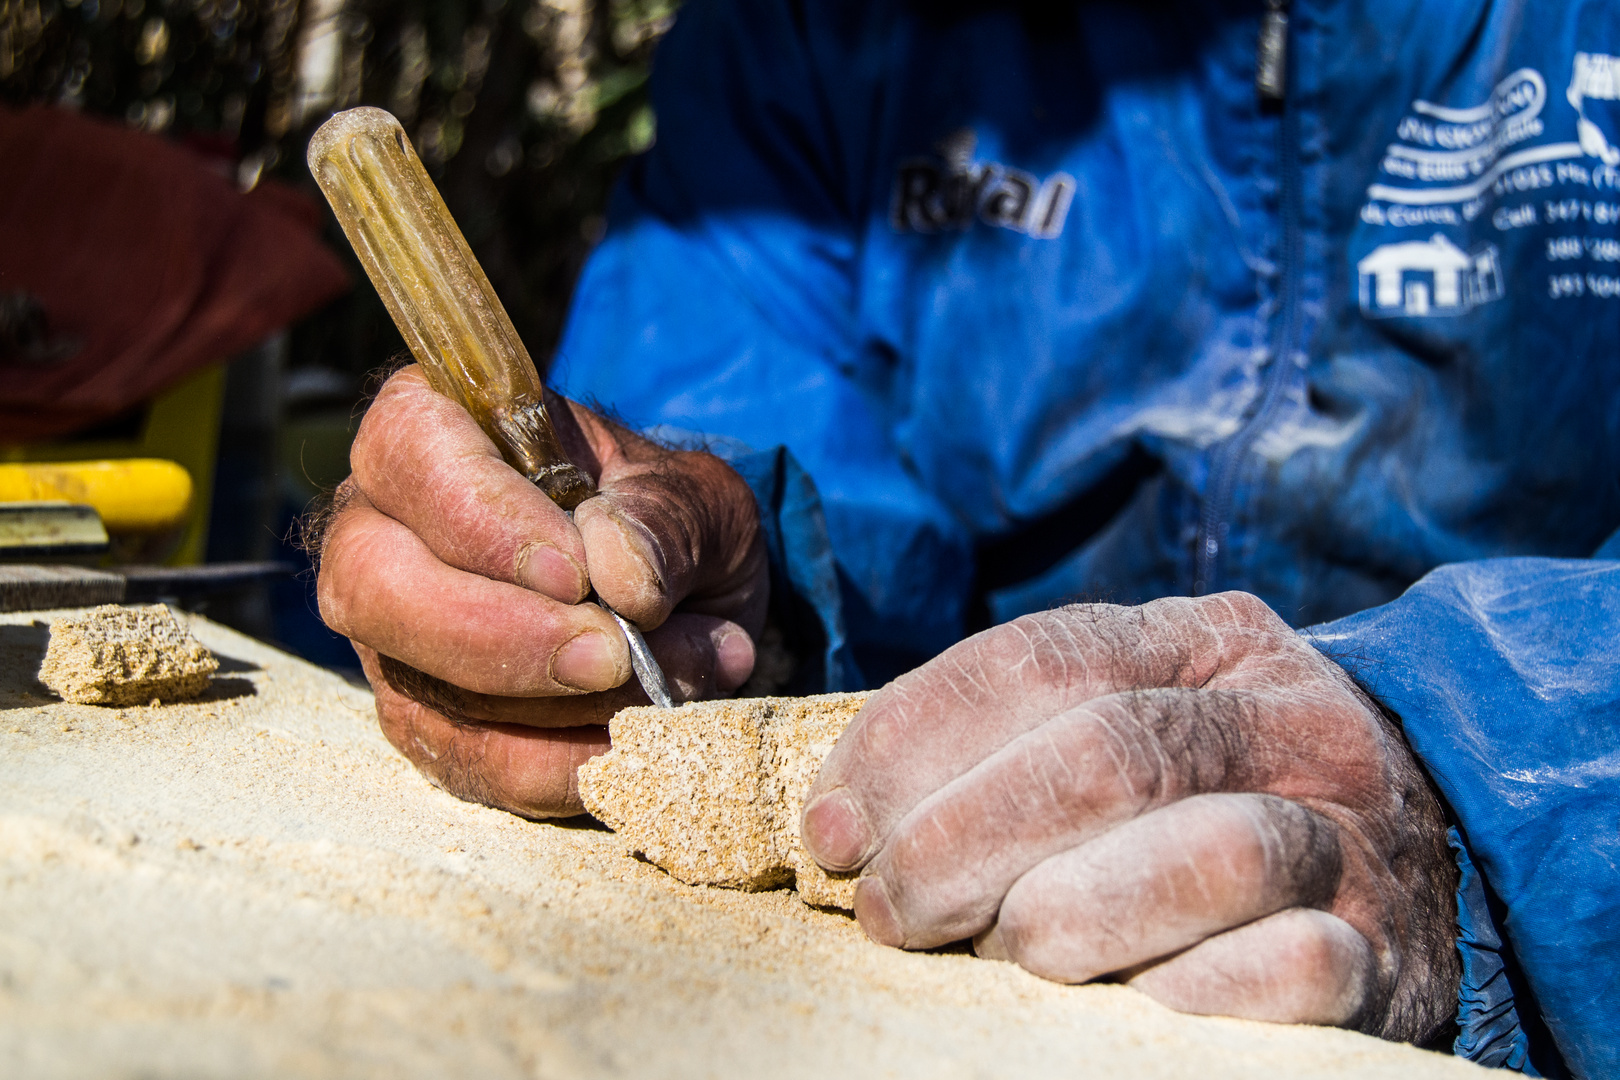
[1256,0,1289,103]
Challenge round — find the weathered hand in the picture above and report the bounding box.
[317,366,768,818]
[801,593,1459,1042]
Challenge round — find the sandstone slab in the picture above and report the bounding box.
[0,608,1486,1079]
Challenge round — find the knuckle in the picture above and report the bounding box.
[852,698,915,762]
[314,572,344,633]
[300,477,365,579]
[371,694,416,757]
[354,368,490,498]
[313,553,354,633]
[1139,594,1199,620]
[375,363,433,409]
[312,513,373,633]
[351,372,421,468]
[612,447,761,569]
[1211,590,1288,630]
[372,692,459,790]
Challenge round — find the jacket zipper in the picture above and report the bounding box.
[1256,0,1289,102]
[1194,0,1302,594]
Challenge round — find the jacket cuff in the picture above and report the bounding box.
[1451,827,1540,1073]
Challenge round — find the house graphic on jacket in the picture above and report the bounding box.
[1358,234,1504,317]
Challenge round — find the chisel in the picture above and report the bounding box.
[308,107,674,708]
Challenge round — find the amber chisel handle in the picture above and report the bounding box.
[308,107,674,708]
[307,107,594,509]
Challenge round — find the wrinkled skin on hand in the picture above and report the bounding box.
[316,366,768,818]
[801,593,1460,1042]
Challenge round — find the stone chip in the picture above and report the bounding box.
[38,603,218,706]
[578,693,871,908]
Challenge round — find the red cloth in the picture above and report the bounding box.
[0,105,350,441]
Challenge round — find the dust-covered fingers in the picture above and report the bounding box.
[1124,908,1377,1029]
[839,687,1252,949]
[977,794,1343,983]
[361,645,611,818]
[802,599,1245,877]
[350,366,590,603]
[318,490,630,696]
[572,439,769,637]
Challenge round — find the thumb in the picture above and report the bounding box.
[572,444,768,636]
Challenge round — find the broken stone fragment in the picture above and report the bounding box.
[578,693,871,909]
[38,604,218,706]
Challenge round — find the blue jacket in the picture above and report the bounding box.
[551,1,1620,1073]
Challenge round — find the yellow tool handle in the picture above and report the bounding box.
[308,107,676,708]
[0,459,192,532]
[307,107,596,511]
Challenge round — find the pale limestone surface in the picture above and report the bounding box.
[37,603,217,706]
[0,608,1486,1080]
[578,694,868,908]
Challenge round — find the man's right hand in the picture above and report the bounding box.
[315,366,770,819]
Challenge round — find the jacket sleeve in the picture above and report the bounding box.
[550,0,973,684]
[1308,557,1620,1079]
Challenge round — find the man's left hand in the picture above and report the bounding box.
[800,593,1460,1042]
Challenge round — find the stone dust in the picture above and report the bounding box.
[0,608,1486,1079]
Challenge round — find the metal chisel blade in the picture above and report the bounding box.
[607,607,675,708]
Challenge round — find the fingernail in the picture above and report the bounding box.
[801,787,871,871]
[515,541,586,600]
[714,628,756,692]
[853,876,904,948]
[552,631,621,692]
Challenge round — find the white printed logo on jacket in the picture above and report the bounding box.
[1357,54,1620,316]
